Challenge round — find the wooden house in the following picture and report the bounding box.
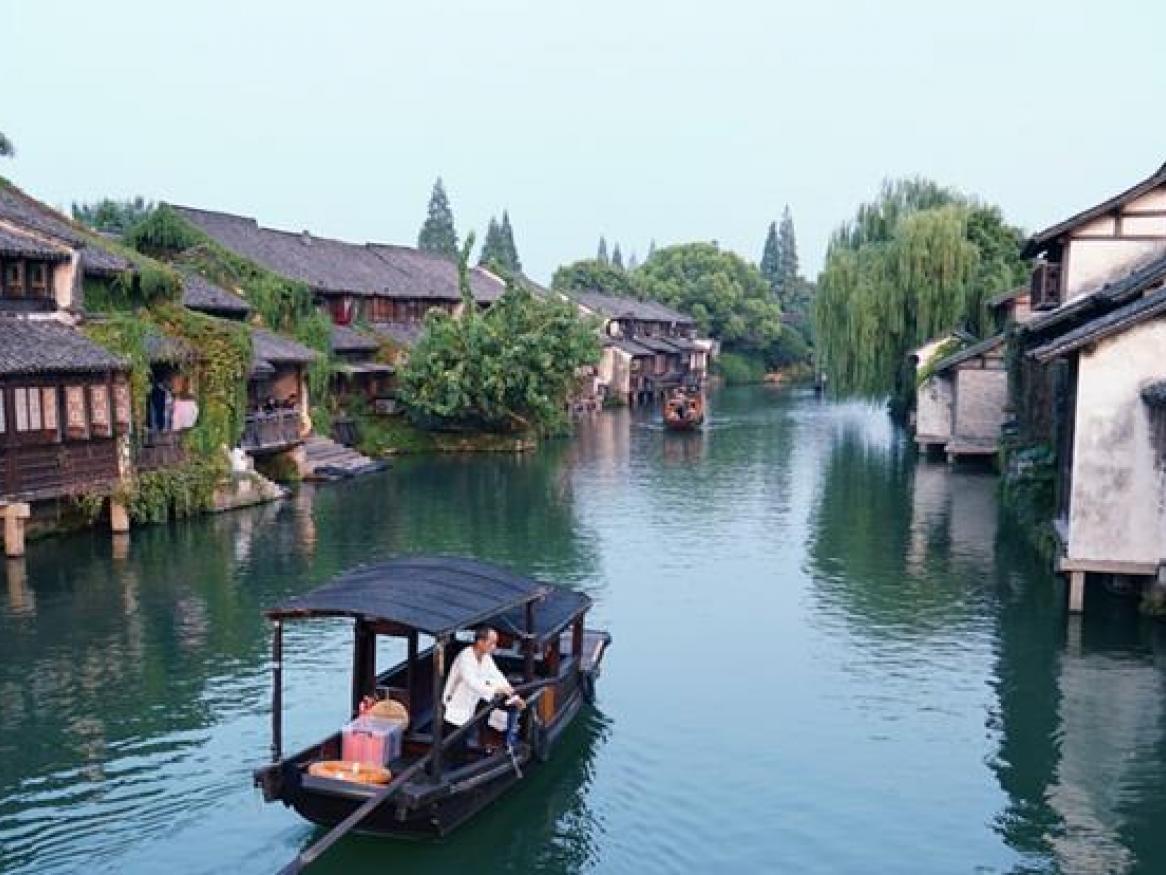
[1026,253,1166,610]
[244,328,319,456]
[914,336,1008,462]
[1021,161,1166,312]
[571,290,711,406]
[168,205,505,350]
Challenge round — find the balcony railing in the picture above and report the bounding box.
[241,409,303,454]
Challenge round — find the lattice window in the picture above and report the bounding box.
[89,385,111,437]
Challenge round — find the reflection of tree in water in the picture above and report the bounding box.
[988,532,1166,874]
[310,709,613,875]
[305,443,600,586]
[807,426,991,638]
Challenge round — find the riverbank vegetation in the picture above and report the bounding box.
[813,178,1026,415]
[400,236,600,435]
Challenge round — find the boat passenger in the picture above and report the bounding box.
[442,627,525,760]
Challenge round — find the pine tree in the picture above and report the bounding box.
[597,236,609,266]
[760,221,780,296]
[612,243,624,270]
[478,217,504,267]
[647,239,657,260]
[500,210,521,272]
[776,206,799,301]
[417,177,459,257]
[0,132,14,158]
[628,251,639,271]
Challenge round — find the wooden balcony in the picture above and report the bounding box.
[241,409,303,454]
[1030,261,1063,311]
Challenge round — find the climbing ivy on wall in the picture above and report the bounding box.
[128,205,337,426]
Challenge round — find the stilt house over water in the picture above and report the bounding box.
[1012,160,1166,611]
[569,290,712,407]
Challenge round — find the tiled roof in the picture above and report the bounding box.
[0,225,71,261]
[250,328,320,376]
[0,318,128,376]
[605,336,655,357]
[932,334,1005,374]
[368,321,425,348]
[330,323,379,354]
[181,271,251,316]
[170,204,506,305]
[1032,287,1166,362]
[1023,161,1166,258]
[366,244,506,303]
[0,182,133,274]
[570,290,694,325]
[1022,251,1166,339]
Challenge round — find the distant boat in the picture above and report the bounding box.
[663,388,705,431]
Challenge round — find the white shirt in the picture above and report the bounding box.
[442,646,511,727]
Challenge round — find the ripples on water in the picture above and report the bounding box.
[4,387,1166,874]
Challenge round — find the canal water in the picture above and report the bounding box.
[3,386,1166,874]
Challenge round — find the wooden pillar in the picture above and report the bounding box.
[524,601,536,683]
[1068,571,1085,614]
[430,635,448,780]
[109,498,130,534]
[351,620,376,715]
[406,630,418,711]
[2,502,30,558]
[272,619,284,762]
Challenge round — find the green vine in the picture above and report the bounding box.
[116,457,226,525]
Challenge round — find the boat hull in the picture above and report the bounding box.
[278,689,588,839]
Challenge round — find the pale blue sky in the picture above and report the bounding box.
[2,0,1163,282]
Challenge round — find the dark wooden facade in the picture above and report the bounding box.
[0,373,129,501]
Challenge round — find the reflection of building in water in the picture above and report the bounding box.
[991,552,1166,875]
[661,431,706,466]
[907,463,998,574]
[1044,649,1160,875]
[293,487,318,558]
[4,558,34,617]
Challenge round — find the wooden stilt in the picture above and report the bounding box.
[2,503,30,558]
[1068,571,1085,613]
[109,499,130,534]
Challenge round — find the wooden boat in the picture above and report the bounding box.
[662,388,705,431]
[254,556,610,872]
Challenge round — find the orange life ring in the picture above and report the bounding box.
[308,760,392,785]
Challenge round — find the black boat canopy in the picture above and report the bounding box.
[267,556,554,636]
[494,586,592,646]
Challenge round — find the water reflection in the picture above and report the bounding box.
[309,709,612,875]
[0,441,598,874]
[989,535,1166,875]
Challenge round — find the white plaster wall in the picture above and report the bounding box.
[915,375,953,441]
[1128,189,1166,211]
[1075,215,1116,236]
[1122,215,1166,236]
[1065,239,1166,300]
[1067,319,1166,565]
[954,367,1008,441]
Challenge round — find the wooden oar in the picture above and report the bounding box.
[275,752,432,875]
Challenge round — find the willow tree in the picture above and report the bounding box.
[814,178,1024,412]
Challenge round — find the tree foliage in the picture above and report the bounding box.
[760,221,780,295]
[814,178,1026,407]
[479,210,521,273]
[550,258,637,297]
[417,177,459,257]
[401,234,600,434]
[633,242,784,355]
[597,236,609,265]
[776,206,799,301]
[72,197,154,236]
[0,132,13,158]
[611,243,624,270]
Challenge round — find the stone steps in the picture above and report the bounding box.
[303,435,388,481]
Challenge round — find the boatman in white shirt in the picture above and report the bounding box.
[442,627,525,761]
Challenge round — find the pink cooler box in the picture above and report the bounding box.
[341,716,404,766]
